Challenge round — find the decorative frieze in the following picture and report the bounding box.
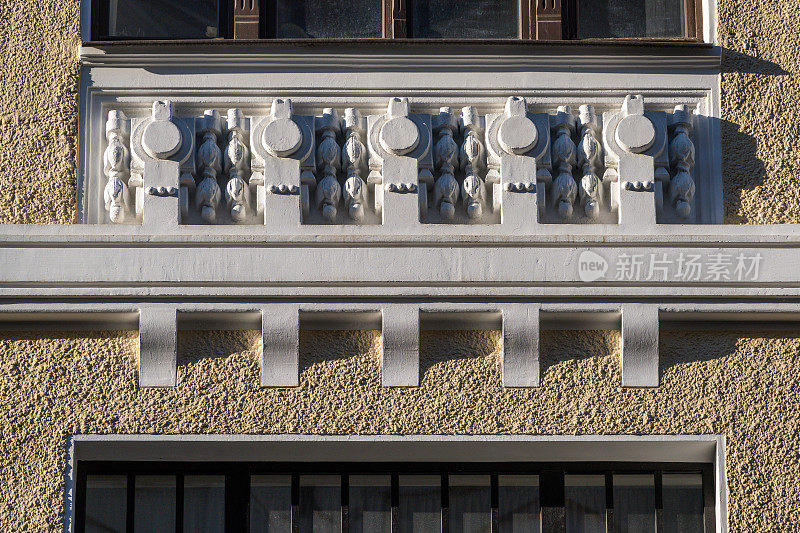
[100,95,702,227]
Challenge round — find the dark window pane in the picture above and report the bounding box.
[662,474,704,533]
[412,0,518,38]
[85,475,126,533]
[498,475,540,533]
[184,475,225,533]
[134,475,176,533]
[399,475,441,533]
[449,475,491,533]
[613,475,655,533]
[577,0,685,38]
[299,475,341,533]
[565,475,605,533]
[277,0,381,38]
[106,0,219,39]
[250,475,292,532]
[349,475,391,533]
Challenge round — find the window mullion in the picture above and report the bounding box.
[655,471,664,532]
[126,474,135,532]
[232,0,260,39]
[441,472,449,533]
[391,472,400,533]
[605,473,614,532]
[540,470,566,533]
[534,0,564,40]
[384,0,408,38]
[341,474,350,532]
[176,473,184,533]
[490,473,499,533]
[291,473,300,533]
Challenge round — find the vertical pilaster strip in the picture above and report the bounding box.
[382,305,419,387]
[233,0,260,39]
[621,304,660,387]
[261,305,300,387]
[138,305,177,387]
[502,305,540,387]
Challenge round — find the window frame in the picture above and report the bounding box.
[75,460,714,532]
[88,0,704,42]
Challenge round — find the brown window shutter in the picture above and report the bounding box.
[233,0,260,39]
[535,0,563,40]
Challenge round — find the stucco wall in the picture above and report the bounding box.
[1,0,799,223]
[1,328,799,530]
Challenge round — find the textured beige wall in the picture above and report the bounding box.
[2,328,800,530]
[1,0,799,223]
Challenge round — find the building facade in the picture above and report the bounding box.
[2,0,800,531]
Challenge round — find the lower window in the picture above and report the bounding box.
[77,461,712,532]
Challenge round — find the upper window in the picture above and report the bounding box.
[91,0,703,41]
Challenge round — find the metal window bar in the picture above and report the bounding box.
[75,461,713,532]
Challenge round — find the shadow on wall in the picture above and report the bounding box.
[720,48,791,223]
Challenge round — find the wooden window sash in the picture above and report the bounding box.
[91,0,703,41]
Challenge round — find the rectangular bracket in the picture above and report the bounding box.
[381,305,419,387]
[621,304,660,387]
[138,305,177,387]
[261,305,300,387]
[502,305,541,387]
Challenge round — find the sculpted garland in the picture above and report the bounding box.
[102,96,696,225]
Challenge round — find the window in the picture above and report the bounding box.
[76,462,712,532]
[91,0,703,40]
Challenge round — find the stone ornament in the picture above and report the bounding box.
[432,107,460,221]
[251,99,315,222]
[195,110,224,223]
[315,108,343,222]
[342,108,369,222]
[460,106,487,220]
[129,101,195,223]
[577,105,604,220]
[603,95,671,224]
[103,110,131,223]
[103,95,697,226]
[367,98,433,222]
[668,105,696,219]
[223,109,251,223]
[550,106,578,219]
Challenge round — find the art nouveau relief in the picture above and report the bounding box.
[100,95,697,226]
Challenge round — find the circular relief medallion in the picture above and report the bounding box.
[262,118,303,158]
[615,114,656,154]
[379,116,420,156]
[142,120,182,160]
[498,115,538,155]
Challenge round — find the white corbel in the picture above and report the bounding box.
[381,304,420,387]
[502,305,541,387]
[138,304,178,387]
[261,304,300,387]
[621,304,660,387]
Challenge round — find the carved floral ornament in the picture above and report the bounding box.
[103,96,696,225]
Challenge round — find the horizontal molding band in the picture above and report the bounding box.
[1,225,797,246]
